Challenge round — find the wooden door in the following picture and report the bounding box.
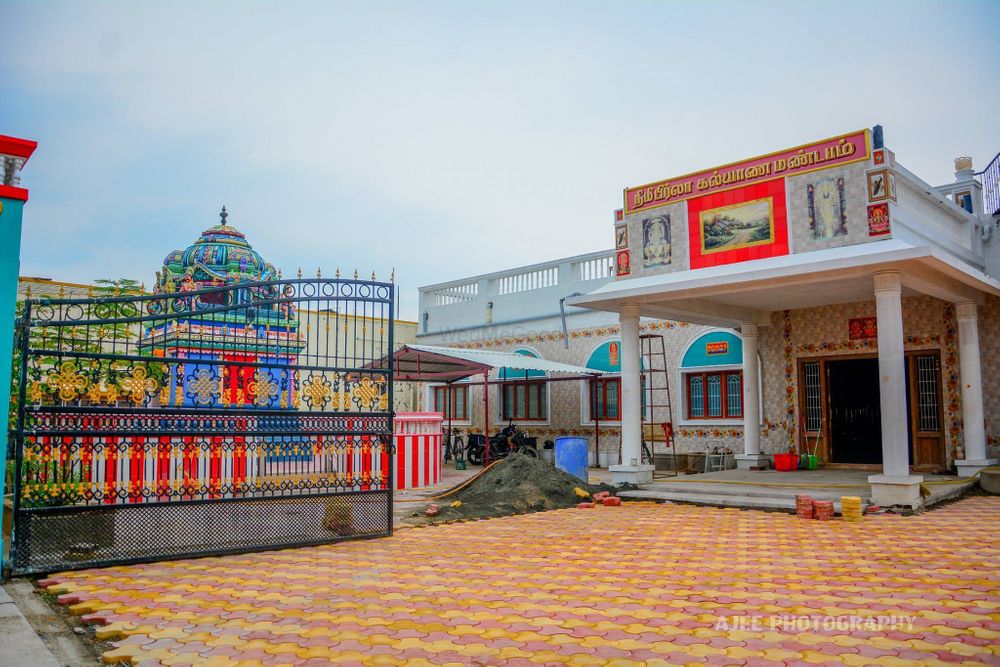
[907,353,945,468]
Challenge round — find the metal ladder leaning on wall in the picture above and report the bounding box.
[640,334,677,478]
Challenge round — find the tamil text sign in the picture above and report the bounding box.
[625,130,870,214]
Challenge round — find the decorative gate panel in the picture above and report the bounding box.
[11,277,394,575]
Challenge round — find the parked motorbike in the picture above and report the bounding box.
[465,421,537,465]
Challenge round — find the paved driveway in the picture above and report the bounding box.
[41,497,1000,666]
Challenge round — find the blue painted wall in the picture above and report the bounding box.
[681,330,743,367]
[586,340,621,372]
[0,196,26,570]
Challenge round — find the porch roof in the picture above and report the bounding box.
[567,240,1000,327]
[383,344,607,382]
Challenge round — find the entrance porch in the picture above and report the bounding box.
[568,240,1000,508]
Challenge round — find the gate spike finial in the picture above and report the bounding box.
[317,267,322,278]
[297,267,303,279]
[391,268,395,284]
[335,268,340,279]
[59,285,65,297]
[371,270,376,281]
[25,285,32,299]
[277,268,282,279]
[354,269,359,280]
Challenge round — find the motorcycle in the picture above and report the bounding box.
[465,421,537,465]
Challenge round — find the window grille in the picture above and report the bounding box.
[803,361,822,431]
[916,355,940,432]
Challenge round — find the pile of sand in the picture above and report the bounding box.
[408,453,615,524]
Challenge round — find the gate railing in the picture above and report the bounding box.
[10,277,394,574]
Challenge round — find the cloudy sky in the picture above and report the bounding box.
[3,0,998,318]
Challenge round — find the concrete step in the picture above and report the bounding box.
[619,488,845,513]
[632,481,865,501]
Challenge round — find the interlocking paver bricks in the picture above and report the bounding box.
[37,496,1000,665]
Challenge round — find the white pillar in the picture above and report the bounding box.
[868,271,923,507]
[954,301,997,477]
[735,322,767,470]
[609,303,653,485]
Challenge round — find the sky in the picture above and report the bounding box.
[2,0,999,319]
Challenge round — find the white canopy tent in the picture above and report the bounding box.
[376,344,608,466]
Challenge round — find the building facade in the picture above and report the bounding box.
[416,250,750,466]
[570,127,999,507]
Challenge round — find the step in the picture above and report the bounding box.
[619,488,844,513]
[634,481,861,501]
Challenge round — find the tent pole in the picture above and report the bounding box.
[593,376,600,468]
[483,373,490,467]
[446,380,453,461]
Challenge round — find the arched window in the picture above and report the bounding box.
[499,349,547,421]
[586,340,621,421]
[680,330,745,421]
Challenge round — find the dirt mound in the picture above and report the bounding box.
[408,453,615,524]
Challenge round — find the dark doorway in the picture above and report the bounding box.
[827,358,882,464]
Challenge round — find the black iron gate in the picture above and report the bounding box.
[10,276,394,575]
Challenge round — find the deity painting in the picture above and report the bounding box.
[616,249,631,276]
[699,199,773,254]
[642,215,671,267]
[808,177,847,239]
[615,224,628,250]
[848,317,878,340]
[868,203,890,236]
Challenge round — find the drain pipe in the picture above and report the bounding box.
[559,292,583,349]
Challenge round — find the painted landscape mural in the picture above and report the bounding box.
[699,198,774,254]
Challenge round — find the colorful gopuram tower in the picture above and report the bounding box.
[143,208,305,410]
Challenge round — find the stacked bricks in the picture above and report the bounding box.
[795,494,814,519]
[841,495,863,522]
[812,499,835,520]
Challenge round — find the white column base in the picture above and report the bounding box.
[734,454,770,470]
[954,458,998,478]
[868,474,924,509]
[609,464,655,486]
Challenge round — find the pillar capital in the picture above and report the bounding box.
[740,322,759,338]
[620,303,640,319]
[956,301,978,320]
[873,270,901,295]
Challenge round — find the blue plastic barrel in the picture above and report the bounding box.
[554,436,589,482]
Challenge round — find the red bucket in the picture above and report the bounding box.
[774,453,798,472]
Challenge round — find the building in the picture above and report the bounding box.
[568,127,999,507]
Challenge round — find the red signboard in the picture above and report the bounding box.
[706,341,729,355]
[624,129,870,214]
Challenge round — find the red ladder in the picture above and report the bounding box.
[640,334,677,478]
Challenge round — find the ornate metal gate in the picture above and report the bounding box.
[10,276,394,575]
